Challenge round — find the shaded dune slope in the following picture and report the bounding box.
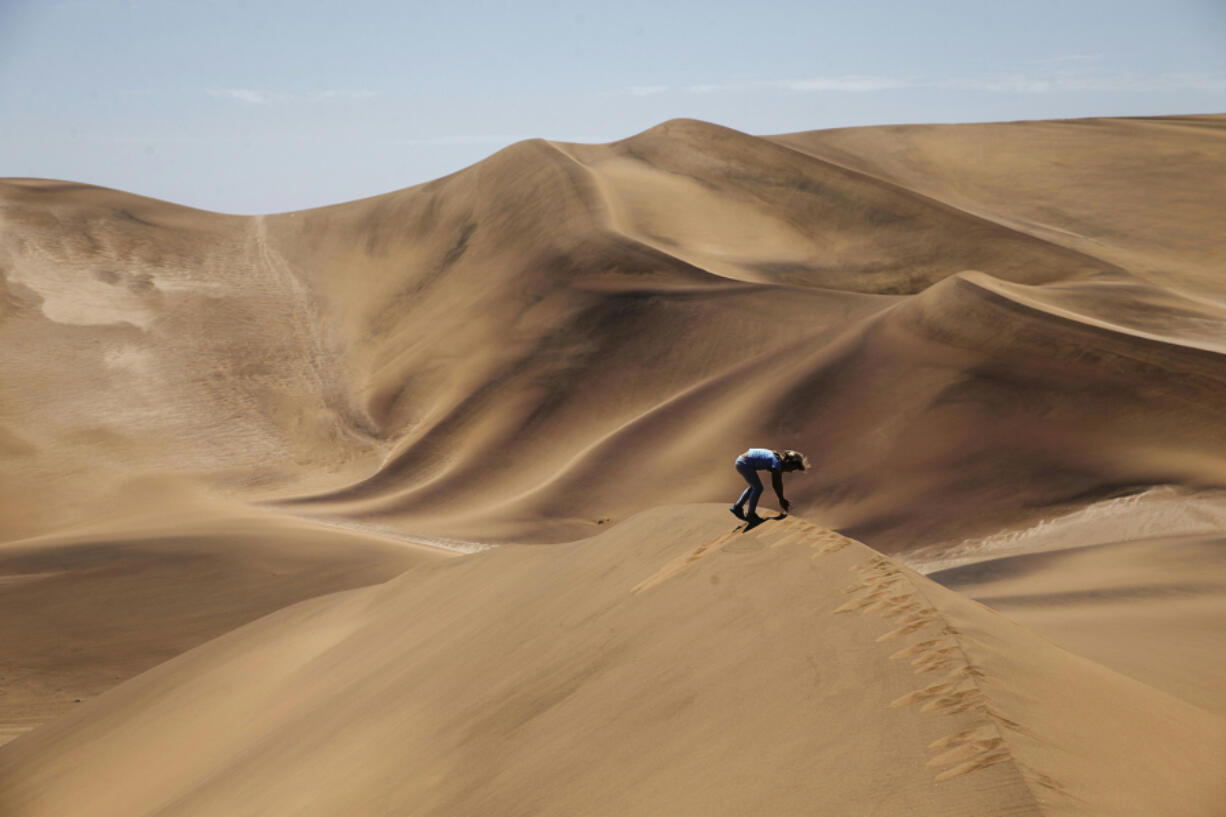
[2,506,1222,817]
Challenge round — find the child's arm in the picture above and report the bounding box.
[771,470,789,511]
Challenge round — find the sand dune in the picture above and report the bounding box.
[556,119,1118,290]
[5,117,1225,546]
[3,114,1226,813]
[252,117,1226,549]
[3,507,1222,816]
[770,116,1226,294]
[932,527,1226,717]
[0,482,446,745]
[0,182,384,541]
[789,268,1226,547]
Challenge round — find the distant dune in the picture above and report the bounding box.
[2,114,1226,814]
[5,117,1226,547]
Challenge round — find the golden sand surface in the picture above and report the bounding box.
[2,115,1225,814]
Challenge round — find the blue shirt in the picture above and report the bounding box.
[740,448,781,471]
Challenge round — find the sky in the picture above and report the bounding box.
[2,0,1224,214]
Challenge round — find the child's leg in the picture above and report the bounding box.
[734,461,763,513]
[746,483,763,515]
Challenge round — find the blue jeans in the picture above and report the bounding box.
[733,458,763,515]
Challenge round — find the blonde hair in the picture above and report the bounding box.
[780,450,809,470]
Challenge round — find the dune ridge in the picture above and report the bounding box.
[2,507,1222,816]
[6,117,1226,547]
[769,116,1226,292]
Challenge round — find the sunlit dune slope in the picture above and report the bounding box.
[0,180,384,540]
[2,506,1222,817]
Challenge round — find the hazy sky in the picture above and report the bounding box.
[3,0,1224,213]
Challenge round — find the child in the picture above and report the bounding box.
[730,448,809,523]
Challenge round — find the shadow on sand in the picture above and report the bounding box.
[740,512,787,532]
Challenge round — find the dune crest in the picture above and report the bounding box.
[1,507,1221,816]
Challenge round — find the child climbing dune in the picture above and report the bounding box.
[730,448,809,524]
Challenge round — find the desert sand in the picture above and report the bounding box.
[2,114,1225,814]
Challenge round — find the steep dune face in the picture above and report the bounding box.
[760,270,1226,547]
[2,507,1222,817]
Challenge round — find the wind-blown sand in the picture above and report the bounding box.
[2,114,1226,814]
